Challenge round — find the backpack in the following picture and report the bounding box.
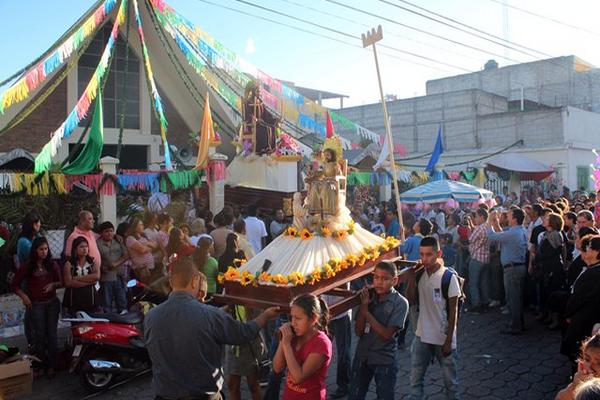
[416,267,466,319]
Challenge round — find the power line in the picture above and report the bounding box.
[387,0,584,76]
[487,0,600,38]
[394,139,523,167]
[227,0,471,71]
[194,0,457,73]
[388,0,553,59]
[321,0,523,64]
[275,0,483,63]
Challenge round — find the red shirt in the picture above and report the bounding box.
[283,331,332,400]
[11,261,62,302]
[457,225,471,242]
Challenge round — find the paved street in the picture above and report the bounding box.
[26,307,570,400]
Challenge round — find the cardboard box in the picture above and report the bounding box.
[0,360,32,400]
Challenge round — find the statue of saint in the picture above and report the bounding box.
[305,148,342,216]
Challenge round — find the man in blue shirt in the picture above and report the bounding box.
[144,259,279,399]
[487,208,528,335]
[401,219,432,261]
[386,210,400,238]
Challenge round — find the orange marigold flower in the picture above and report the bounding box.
[258,271,271,283]
[335,230,347,241]
[224,267,241,281]
[217,274,225,284]
[357,254,368,266]
[347,221,355,234]
[340,260,349,270]
[288,272,306,286]
[286,227,298,237]
[329,258,342,273]
[308,268,322,285]
[323,264,335,279]
[240,272,254,286]
[345,254,358,267]
[321,227,332,237]
[300,229,313,240]
[270,274,289,285]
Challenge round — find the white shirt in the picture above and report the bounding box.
[244,216,268,254]
[435,212,446,233]
[270,220,287,238]
[415,266,460,348]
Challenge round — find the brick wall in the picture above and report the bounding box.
[0,70,68,153]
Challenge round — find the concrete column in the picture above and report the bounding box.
[99,156,119,226]
[208,153,228,215]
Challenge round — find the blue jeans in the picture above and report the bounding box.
[330,315,352,392]
[409,336,460,400]
[457,248,469,278]
[348,358,397,400]
[101,279,127,313]
[503,265,526,331]
[468,259,490,307]
[30,297,60,369]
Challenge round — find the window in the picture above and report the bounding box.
[78,25,140,129]
[577,166,590,191]
[68,144,148,170]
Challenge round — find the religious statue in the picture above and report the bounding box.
[240,81,280,155]
[304,148,344,217]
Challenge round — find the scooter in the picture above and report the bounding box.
[62,280,167,392]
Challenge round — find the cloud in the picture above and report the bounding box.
[245,37,256,54]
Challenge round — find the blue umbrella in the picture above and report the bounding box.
[400,179,493,204]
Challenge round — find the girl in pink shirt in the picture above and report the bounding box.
[273,294,332,400]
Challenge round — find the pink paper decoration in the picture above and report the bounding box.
[448,172,461,181]
[445,199,457,209]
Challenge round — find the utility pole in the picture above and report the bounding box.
[362,25,405,242]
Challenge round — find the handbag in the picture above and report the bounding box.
[235,306,272,381]
[249,337,271,382]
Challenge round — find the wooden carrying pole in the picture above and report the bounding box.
[362,25,405,242]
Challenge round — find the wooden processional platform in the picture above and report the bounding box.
[212,249,417,317]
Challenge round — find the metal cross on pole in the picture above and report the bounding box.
[362,25,405,242]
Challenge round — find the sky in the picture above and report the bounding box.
[1,0,600,108]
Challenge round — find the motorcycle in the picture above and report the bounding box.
[62,279,167,392]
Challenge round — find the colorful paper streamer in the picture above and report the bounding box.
[132,0,171,169]
[34,0,128,173]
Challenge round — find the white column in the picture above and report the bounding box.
[99,156,119,226]
[208,153,228,215]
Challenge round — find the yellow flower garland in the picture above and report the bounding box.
[217,235,401,287]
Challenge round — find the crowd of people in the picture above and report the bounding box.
[3,184,600,399]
